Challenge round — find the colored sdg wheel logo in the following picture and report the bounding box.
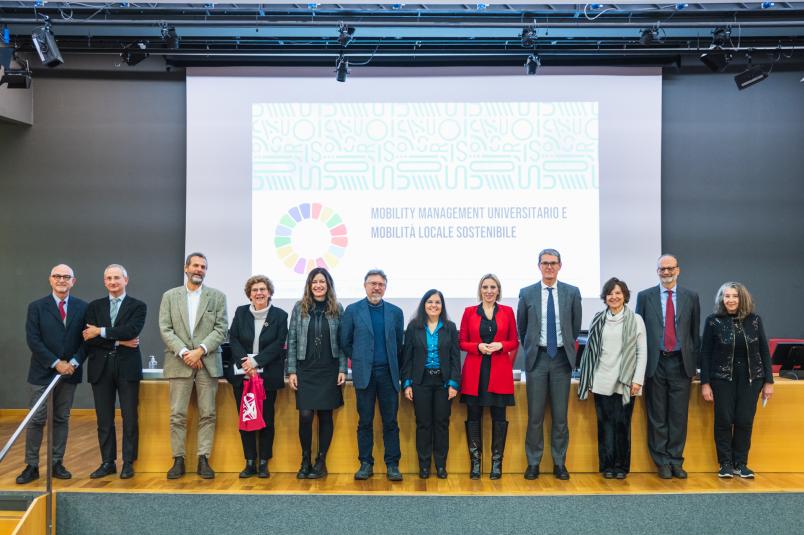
[274,203,348,274]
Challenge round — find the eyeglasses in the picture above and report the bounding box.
[540,262,560,267]
[657,266,678,273]
[51,274,73,281]
[367,282,386,288]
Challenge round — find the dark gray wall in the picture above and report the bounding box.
[1,69,802,409]
[0,74,186,409]
[661,71,804,337]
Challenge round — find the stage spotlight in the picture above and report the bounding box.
[712,27,731,46]
[161,25,180,49]
[0,59,32,89]
[335,56,349,82]
[121,41,149,66]
[639,28,658,46]
[338,24,355,47]
[699,48,731,72]
[699,27,733,71]
[524,54,540,75]
[734,65,767,90]
[761,1,775,8]
[31,23,63,67]
[521,27,537,48]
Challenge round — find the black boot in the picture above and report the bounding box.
[466,420,482,480]
[239,459,257,478]
[258,459,270,478]
[297,451,312,479]
[489,420,509,480]
[307,452,328,479]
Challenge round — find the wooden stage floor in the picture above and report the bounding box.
[2,412,803,496]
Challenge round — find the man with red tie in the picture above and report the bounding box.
[635,254,701,479]
[16,264,88,485]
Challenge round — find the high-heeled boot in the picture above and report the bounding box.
[489,420,509,480]
[465,420,482,480]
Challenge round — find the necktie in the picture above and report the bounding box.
[664,290,677,351]
[110,298,121,325]
[58,300,67,323]
[546,287,558,358]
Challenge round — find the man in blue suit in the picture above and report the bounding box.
[16,264,88,485]
[340,269,404,481]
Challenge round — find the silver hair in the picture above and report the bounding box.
[364,269,388,283]
[104,264,128,278]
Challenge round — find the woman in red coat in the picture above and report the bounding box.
[460,273,519,479]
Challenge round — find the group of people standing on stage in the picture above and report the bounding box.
[16,250,774,485]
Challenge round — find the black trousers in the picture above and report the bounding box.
[710,359,764,466]
[594,393,635,473]
[231,383,277,461]
[412,371,452,469]
[91,357,140,463]
[645,353,691,467]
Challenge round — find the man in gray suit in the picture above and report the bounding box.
[517,249,582,480]
[635,254,700,479]
[159,252,228,479]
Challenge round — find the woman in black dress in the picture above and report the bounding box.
[287,267,346,479]
[228,275,288,478]
[401,289,461,479]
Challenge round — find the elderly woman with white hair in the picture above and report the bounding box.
[700,282,773,479]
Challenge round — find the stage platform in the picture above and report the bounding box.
[1,378,803,496]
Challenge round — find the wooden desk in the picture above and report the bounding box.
[137,378,804,474]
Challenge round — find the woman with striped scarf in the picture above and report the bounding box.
[578,277,647,479]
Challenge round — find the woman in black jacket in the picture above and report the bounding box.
[287,267,346,479]
[700,282,773,479]
[229,275,288,478]
[401,289,461,479]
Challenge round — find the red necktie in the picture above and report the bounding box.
[664,290,676,351]
[58,300,67,322]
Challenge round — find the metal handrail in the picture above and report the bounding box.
[0,373,62,535]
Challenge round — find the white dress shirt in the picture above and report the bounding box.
[539,283,564,348]
[178,285,207,357]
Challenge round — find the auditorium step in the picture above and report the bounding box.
[0,495,32,535]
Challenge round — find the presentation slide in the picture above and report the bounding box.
[252,101,599,298]
[186,67,661,326]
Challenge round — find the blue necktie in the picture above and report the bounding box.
[546,287,557,358]
[110,298,121,325]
